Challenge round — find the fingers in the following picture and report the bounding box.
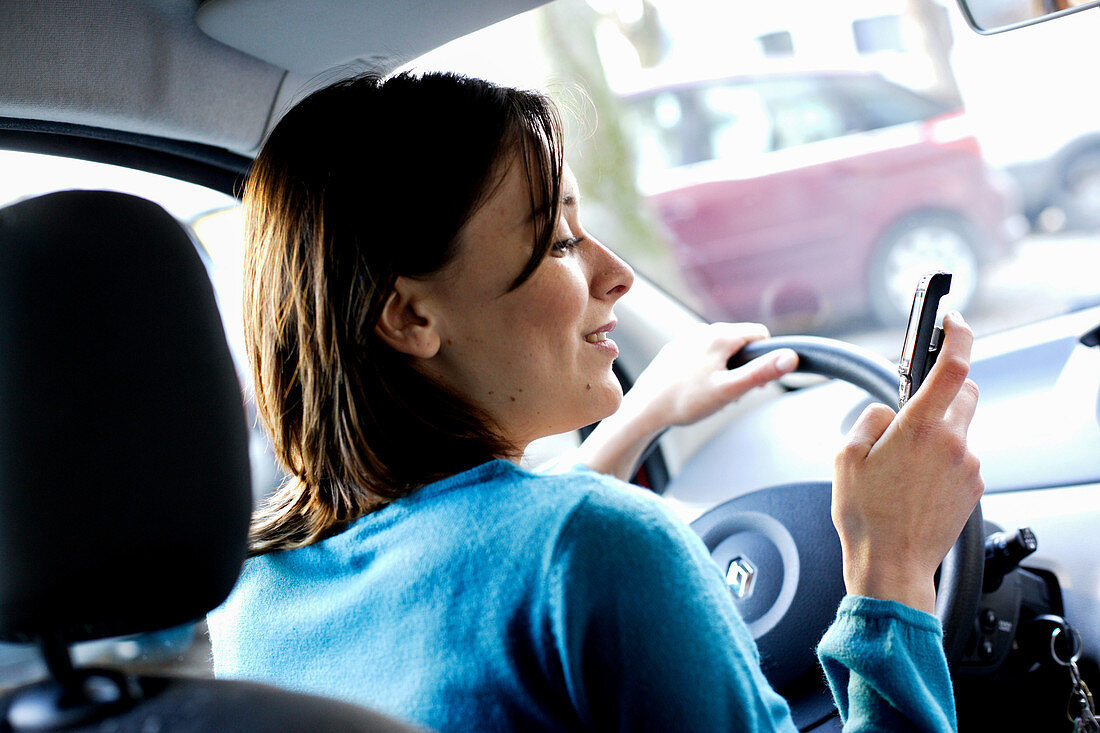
[706,321,769,358]
[907,311,974,418]
[839,402,896,461]
[944,377,980,429]
[717,347,798,394]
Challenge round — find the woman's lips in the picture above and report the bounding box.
[584,320,616,341]
[584,322,618,355]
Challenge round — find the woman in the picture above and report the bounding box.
[208,71,983,732]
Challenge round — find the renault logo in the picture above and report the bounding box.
[726,556,757,599]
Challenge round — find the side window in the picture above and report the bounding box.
[703,84,773,159]
[625,90,691,175]
[832,74,950,131]
[752,79,848,149]
[624,77,852,177]
[0,150,235,233]
[625,83,774,182]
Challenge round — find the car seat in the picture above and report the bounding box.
[0,190,424,732]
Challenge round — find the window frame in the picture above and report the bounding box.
[0,118,250,199]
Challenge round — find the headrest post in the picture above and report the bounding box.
[37,634,75,688]
[6,635,136,731]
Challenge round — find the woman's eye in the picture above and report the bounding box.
[551,237,583,254]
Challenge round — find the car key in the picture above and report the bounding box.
[1071,675,1098,732]
[1049,622,1100,731]
[898,271,952,409]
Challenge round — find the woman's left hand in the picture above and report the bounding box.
[630,322,799,427]
[576,322,798,481]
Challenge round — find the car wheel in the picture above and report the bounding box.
[867,213,980,326]
[1057,149,1100,231]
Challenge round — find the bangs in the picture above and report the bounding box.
[506,92,565,292]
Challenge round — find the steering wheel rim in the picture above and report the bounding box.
[701,336,983,682]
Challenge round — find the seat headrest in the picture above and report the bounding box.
[0,190,252,643]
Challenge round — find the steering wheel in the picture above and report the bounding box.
[685,336,984,709]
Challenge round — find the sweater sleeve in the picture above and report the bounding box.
[541,487,797,732]
[817,596,957,732]
[540,477,957,733]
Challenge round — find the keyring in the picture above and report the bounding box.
[1051,625,1083,666]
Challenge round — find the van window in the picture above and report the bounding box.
[757,30,794,57]
[852,15,906,54]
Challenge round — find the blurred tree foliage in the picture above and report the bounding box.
[536,0,692,300]
[906,0,963,108]
[610,0,671,68]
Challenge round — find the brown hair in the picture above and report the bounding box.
[243,72,564,555]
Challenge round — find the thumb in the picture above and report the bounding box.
[843,403,895,460]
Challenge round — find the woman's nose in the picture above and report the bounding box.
[588,237,634,300]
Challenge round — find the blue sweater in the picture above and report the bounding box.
[208,460,955,732]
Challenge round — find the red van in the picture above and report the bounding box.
[624,70,1024,327]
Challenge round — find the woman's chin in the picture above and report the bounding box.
[513,378,624,446]
[581,377,624,425]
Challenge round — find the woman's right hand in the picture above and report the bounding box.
[831,311,984,614]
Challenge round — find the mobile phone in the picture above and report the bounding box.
[898,271,952,408]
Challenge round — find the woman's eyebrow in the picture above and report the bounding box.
[526,190,580,223]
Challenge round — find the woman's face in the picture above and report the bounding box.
[421,156,634,452]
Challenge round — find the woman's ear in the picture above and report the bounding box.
[374,277,441,358]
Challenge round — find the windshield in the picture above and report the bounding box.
[403,0,1100,359]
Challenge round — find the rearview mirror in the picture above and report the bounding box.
[957,0,1100,34]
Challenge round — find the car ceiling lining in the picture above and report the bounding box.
[0,0,284,156]
[195,0,553,74]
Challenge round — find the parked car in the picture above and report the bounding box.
[623,69,1025,327]
[1,1,1099,731]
